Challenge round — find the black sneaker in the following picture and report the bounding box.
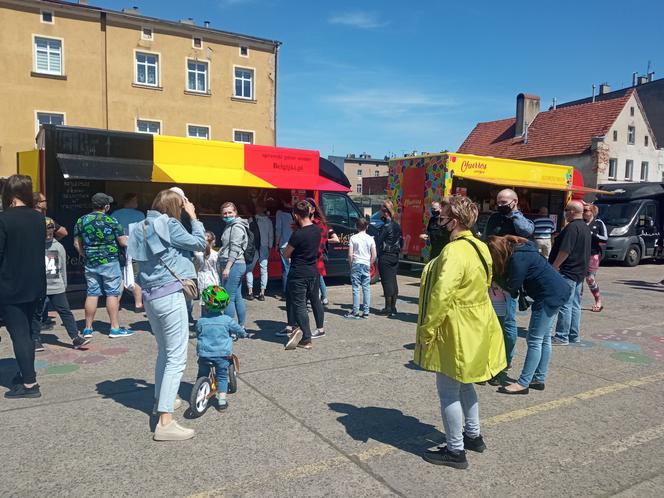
[40,320,54,331]
[72,336,91,349]
[11,373,23,385]
[311,329,326,339]
[422,447,468,469]
[4,383,41,399]
[246,294,255,301]
[257,294,265,302]
[34,340,45,352]
[463,433,486,453]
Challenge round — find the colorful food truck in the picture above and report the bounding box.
[387,152,600,261]
[18,125,362,285]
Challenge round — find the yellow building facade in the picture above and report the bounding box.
[0,0,280,176]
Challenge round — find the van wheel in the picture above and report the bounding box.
[623,244,641,267]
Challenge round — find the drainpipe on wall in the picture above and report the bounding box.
[101,12,109,129]
[273,43,280,145]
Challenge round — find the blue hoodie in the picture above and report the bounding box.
[504,241,572,310]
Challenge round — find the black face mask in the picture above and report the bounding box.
[497,204,512,216]
[432,210,441,217]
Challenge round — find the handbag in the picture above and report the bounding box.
[518,288,532,312]
[143,223,199,300]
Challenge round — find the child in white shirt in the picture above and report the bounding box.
[344,218,377,319]
[194,231,220,308]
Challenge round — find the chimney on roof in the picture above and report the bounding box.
[599,83,611,95]
[179,18,195,25]
[648,71,655,82]
[637,75,648,85]
[633,72,638,86]
[79,0,89,5]
[121,6,140,14]
[204,20,210,28]
[515,93,540,137]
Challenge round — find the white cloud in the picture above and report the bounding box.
[328,11,389,29]
[218,0,254,7]
[324,88,458,117]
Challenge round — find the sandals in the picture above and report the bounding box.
[591,304,604,312]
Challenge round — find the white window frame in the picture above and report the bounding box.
[141,27,154,41]
[608,158,618,180]
[239,46,249,57]
[186,58,209,93]
[645,136,649,147]
[374,170,380,177]
[613,130,618,142]
[356,184,362,194]
[134,50,160,87]
[35,110,66,135]
[625,159,634,181]
[627,126,636,145]
[641,161,649,182]
[187,124,210,140]
[40,10,54,24]
[136,119,162,135]
[356,169,363,176]
[192,36,203,49]
[233,129,255,144]
[233,65,255,100]
[33,35,64,75]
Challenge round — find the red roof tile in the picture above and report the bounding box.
[458,90,633,159]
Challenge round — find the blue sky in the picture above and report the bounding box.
[101,0,663,159]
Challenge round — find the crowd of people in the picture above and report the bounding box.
[0,176,608,451]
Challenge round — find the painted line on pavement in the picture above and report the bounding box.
[189,371,664,498]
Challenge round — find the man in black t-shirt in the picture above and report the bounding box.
[549,200,591,345]
[282,200,322,350]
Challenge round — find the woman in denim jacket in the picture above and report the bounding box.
[128,190,206,441]
[488,235,572,395]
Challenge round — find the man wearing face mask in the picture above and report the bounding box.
[482,189,534,384]
[420,201,449,260]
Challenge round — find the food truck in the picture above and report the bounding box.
[18,125,363,285]
[387,152,600,261]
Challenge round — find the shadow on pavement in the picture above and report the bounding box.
[96,378,154,416]
[0,358,19,389]
[404,360,424,371]
[616,279,664,292]
[40,332,72,349]
[328,402,444,457]
[403,342,415,350]
[250,320,287,344]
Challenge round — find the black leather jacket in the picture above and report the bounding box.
[376,220,402,255]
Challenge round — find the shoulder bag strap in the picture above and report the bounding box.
[143,222,187,286]
[458,237,489,284]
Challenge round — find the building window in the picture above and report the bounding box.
[41,11,54,24]
[234,68,253,99]
[233,130,254,144]
[356,184,362,194]
[613,130,618,141]
[608,158,617,180]
[645,136,649,147]
[135,52,159,86]
[357,169,363,176]
[630,106,635,117]
[187,60,208,93]
[641,161,649,181]
[36,112,64,134]
[34,36,62,75]
[628,126,636,144]
[187,125,209,139]
[375,170,380,177]
[625,159,633,180]
[192,37,202,49]
[240,46,249,57]
[136,119,160,134]
[141,27,153,41]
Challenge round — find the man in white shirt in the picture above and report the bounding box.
[345,218,377,319]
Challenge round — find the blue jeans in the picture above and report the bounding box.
[554,277,583,343]
[245,254,259,293]
[197,356,230,394]
[436,373,480,453]
[350,263,371,314]
[222,261,246,327]
[518,301,558,386]
[85,261,122,297]
[258,246,269,291]
[319,275,328,300]
[145,290,189,413]
[502,294,518,367]
[279,246,290,293]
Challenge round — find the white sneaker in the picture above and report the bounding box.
[152,396,183,415]
[153,420,195,441]
[284,327,303,350]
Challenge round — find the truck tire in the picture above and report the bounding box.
[623,244,641,267]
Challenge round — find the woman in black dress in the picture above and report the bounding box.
[0,175,47,398]
[375,200,402,317]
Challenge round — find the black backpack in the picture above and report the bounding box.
[244,219,261,264]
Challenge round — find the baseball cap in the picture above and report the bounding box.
[169,187,188,202]
[91,192,114,208]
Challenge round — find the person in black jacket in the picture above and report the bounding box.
[419,201,449,260]
[375,200,402,317]
[488,235,571,395]
[0,175,47,399]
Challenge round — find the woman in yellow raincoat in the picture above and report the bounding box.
[415,196,506,469]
